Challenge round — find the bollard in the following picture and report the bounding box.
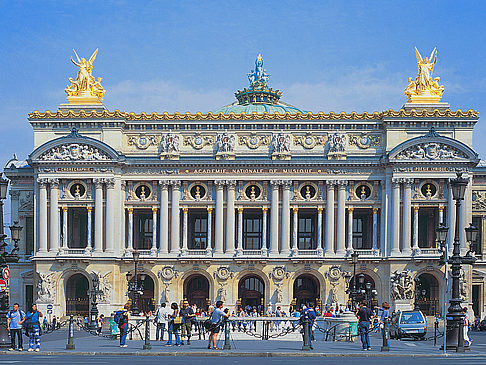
[302,316,311,351]
[434,319,438,347]
[380,318,390,352]
[66,315,75,350]
[223,317,231,350]
[457,317,465,353]
[143,315,152,350]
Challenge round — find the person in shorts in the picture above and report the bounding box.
[208,300,229,350]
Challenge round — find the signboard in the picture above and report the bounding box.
[2,267,9,280]
[47,304,53,310]
[46,310,53,315]
[0,279,6,292]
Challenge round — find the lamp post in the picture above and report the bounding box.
[0,176,20,348]
[89,273,100,330]
[126,250,142,316]
[436,224,449,354]
[446,173,476,352]
[349,251,359,310]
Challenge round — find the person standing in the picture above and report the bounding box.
[155,303,170,342]
[301,303,317,348]
[24,304,43,352]
[118,304,130,347]
[463,307,472,346]
[180,300,195,345]
[97,314,104,336]
[165,302,181,346]
[356,300,372,351]
[7,303,25,351]
[208,300,229,350]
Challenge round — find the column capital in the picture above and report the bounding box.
[347,207,354,213]
[292,207,299,213]
[62,206,69,213]
[127,207,133,214]
[262,207,268,213]
[336,180,348,187]
[403,178,414,186]
[214,180,225,189]
[281,180,292,189]
[93,178,104,189]
[439,205,444,212]
[413,205,420,212]
[182,207,189,214]
[169,180,181,189]
[9,190,20,199]
[372,207,379,214]
[225,180,237,188]
[326,180,335,187]
[270,180,281,188]
[391,178,402,186]
[37,178,49,187]
[152,207,159,213]
[48,178,59,187]
[317,207,324,213]
[237,207,243,214]
[87,206,93,212]
[207,207,214,213]
[105,178,115,189]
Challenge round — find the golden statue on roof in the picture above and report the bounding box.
[65,48,105,104]
[404,47,444,103]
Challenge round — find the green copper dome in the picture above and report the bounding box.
[211,54,307,115]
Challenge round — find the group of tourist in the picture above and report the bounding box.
[6,303,43,352]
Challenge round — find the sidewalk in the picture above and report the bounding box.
[2,327,485,357]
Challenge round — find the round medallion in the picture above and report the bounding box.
[135,184,151,199]
[249,136,258,145]
[328,267,342,281]
[160,266,175,280]
[139,137,147,146]
[70,183,86,198]
[272,266,285,281]
[190,184,206,200]
[300,184,316,200]
[216,267,231,280]
[194,136,203,145]
[355,184,371,200]
[305,136,314,145]
[421,182,437,198]
[245,184,261,200]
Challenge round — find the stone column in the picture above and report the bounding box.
[38,179,48,253]
[120,181,126,255]
[86,206,93,252]
[62,206,68,250]
[105,179,115,253]
[152,207,158,255]
[460,181,469,253]
[270,181,280,256]
[170,181,181,254]
[447,182,455,253]
[159,181,169,255]
[182,207,188,255]
[262,207,268,254]
[438,205,444,225]
[381,175,392,258]
[226,181,236,255]
[390,179,401,256]
[317,207,323,256]
[207,207,213,255]
[325,181,335,256]
[372,208,378,251]
[292,207,298,254]
[9,190,20,228]
[237,207,243,253]
[94,179,104,253]
[402,180,412,256]
[412,206,419,253]
[347,207,354,252]
[281,181,291,256]
[127,207,134,251]
[49,178,60,253]
[214,181,224,255]
[336,181,347,256]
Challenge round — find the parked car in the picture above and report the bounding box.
[479,319,486,331]
[389,310,427,340]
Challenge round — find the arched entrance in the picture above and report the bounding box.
[238,275,265,313]
[415,273,440,315]
[293,275,320,309]
[66,273,89,316]
[184,275,210,310]
[130,274,155,314]
[348,273,377,307]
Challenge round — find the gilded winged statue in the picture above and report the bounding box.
[404,47,444,102]
[65,48,105,99]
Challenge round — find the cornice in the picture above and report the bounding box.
[28,108,479,121]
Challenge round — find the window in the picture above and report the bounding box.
[297,213,316,249]
[353,211,372,249]
[243,211,262,249]
[134,211,153,249]
[25,216,34,255]
[472,216,482,254]
[68,208,89,248]
[418,208,438,248]
[25,285,33,311]
[190,212,208,249]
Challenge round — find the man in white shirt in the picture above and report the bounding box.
[154,303,171,341]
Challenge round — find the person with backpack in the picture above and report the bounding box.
[180,300,195,345]
[165,302,181,346]
[114,304,130,347]
[7,303,25,351]
[154,303,171,341]
[356,300,373,351]
[208,300,229,350]
[24,303,43,352]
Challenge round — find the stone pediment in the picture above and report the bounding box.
[388,129,478,163]
[29,128,120,163]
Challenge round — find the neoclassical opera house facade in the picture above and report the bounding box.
[4,50,486,319]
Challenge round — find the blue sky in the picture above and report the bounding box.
[1,0,486,167]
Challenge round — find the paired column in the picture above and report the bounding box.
[170,181,181,254]
[402,180,413,255]
[214,181,224,255]
[347,207,354,252]
[62,206,68,250]
[412,206,419,252]
[281,181,291,256]
[207,207,213,254]
[270,181,280,255]
[159,181,169,255]
[152,207,158,254]
[226,181,236,255]
[262,207,268,254]
[182,207,188,254]
[292,207,298,253]
[372,208,378,251]
[325,181,335,255]
[237,208,243,253]
[336,181,347,256]
[105,179,115,253]
[86,206,93,252]
[317,207,323,255]
[390,179,401,256]
[94,179,104,253]
[49,178,60,253]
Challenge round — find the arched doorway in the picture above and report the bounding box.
[293,275,320,309]
[130,274,155,314]
[415,273,440,315]
[184,275,210,310]
[348,273,377,308]
[66,273,89,316]
[238,275,265,313]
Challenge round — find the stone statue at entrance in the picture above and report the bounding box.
[390,270,414,300]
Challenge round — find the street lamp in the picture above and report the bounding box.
[350,251,359,310]
[89,274,100,330]
[9,221,22,254]
[436,224,449,355]
[465,223,479,256]
[126,250,142,316]
[446,172,477,352]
